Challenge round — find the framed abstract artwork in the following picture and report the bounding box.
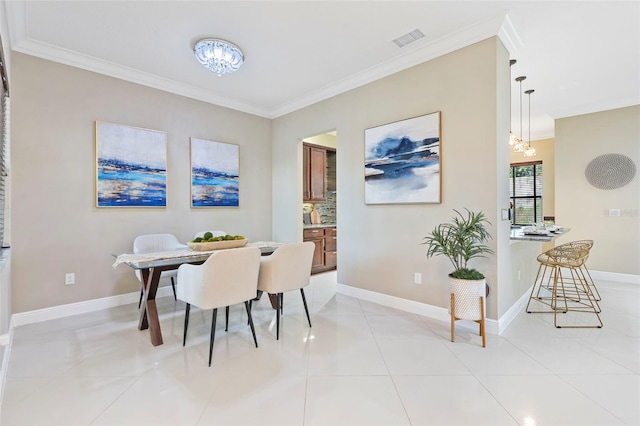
[190,137,239,207]
[95,121,167,207]
[364,111,441,204]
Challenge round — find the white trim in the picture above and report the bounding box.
[497,286,533,335]
[10,286,174,327]
[0,319,14,411]
[6,1,511,120]
[336,283,500,335]
[270,12,508,118]
[497,13,522,56]
[589,270,640,285]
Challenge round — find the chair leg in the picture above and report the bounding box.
[171,277,176,301]
[183,303,191,347]
[209,308,218,367]
[276,293,281,340]
[245,301,258,348]
[280,293,284,314]
[225,306,230,332]
[300,288,311,327]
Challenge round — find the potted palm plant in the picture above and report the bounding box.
[423,209,494,346]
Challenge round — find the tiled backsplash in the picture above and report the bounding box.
[303,191,336,224]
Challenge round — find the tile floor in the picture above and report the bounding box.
[1,272,638,425]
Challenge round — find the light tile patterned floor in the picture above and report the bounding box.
[1,272,638,425]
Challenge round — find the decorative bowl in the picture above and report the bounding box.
[187,238,248,252]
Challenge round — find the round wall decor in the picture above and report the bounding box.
[585,153,636,190]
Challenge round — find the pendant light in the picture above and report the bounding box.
[508,60,519,147]
[523,89,537,157]
[513,76,527,153]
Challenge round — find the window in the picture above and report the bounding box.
[509,161,542,225]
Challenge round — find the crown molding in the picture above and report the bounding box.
[12,37,272,117]
[497,13,522,56]
[6,1,519,119]
[270,11,512,118]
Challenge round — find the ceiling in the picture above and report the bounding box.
[3,1,639,140]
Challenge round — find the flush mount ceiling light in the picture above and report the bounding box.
[194,38,244,76]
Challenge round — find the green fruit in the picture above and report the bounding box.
[203,231,213,240]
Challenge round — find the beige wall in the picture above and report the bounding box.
[10,53,273,313]
[273,38,513,319]
[510,138,555,220]
[556,106,640,276]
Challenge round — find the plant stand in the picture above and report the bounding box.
[449,277,486,347]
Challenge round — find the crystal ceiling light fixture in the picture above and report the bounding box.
[513,75,527,153]
[194,38,244,76]
[523,89,537,157]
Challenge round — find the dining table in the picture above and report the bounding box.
[112,241,281,346]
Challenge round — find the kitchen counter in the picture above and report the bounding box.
[304,223,336,229]
[510,226,570,242]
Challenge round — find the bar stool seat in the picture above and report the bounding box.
[554,240,601,302]
[525,244,603,328]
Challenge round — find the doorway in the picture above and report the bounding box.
[301,131,337,274]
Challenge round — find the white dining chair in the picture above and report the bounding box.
[177,246,261,366]
[133,233,187,308]
[256,241,315,340]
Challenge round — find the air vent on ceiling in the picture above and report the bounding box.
[392,29,425,48]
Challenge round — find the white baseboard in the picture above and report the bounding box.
[497,287,533,334]
[10,286,174,328]
[336,283,501,335]
[8,272,637,332]
[0,320,14,411]
[590,270,639,284]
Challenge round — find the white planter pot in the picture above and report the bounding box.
[448,276,486,321]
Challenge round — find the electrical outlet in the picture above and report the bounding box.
[518,270,521,281]
[414,272,422,284]
[609,209,621,217]
[65,273,75,285]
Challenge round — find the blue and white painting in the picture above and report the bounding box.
[364,112,441,204]
[191,138,239,207]
[96,122,167,207]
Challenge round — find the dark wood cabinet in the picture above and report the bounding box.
[303,226,337,274]
[324,227,337,269]
[303,143,327,202]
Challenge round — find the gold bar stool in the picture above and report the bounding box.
[554,240,601,305]
[525,245,603,328]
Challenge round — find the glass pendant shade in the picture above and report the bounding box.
[194,38,244,76]
[509,132,518,146]
[513,140,526,152]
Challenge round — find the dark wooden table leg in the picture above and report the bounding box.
[267,293,279,310]
[138,267,164,346]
